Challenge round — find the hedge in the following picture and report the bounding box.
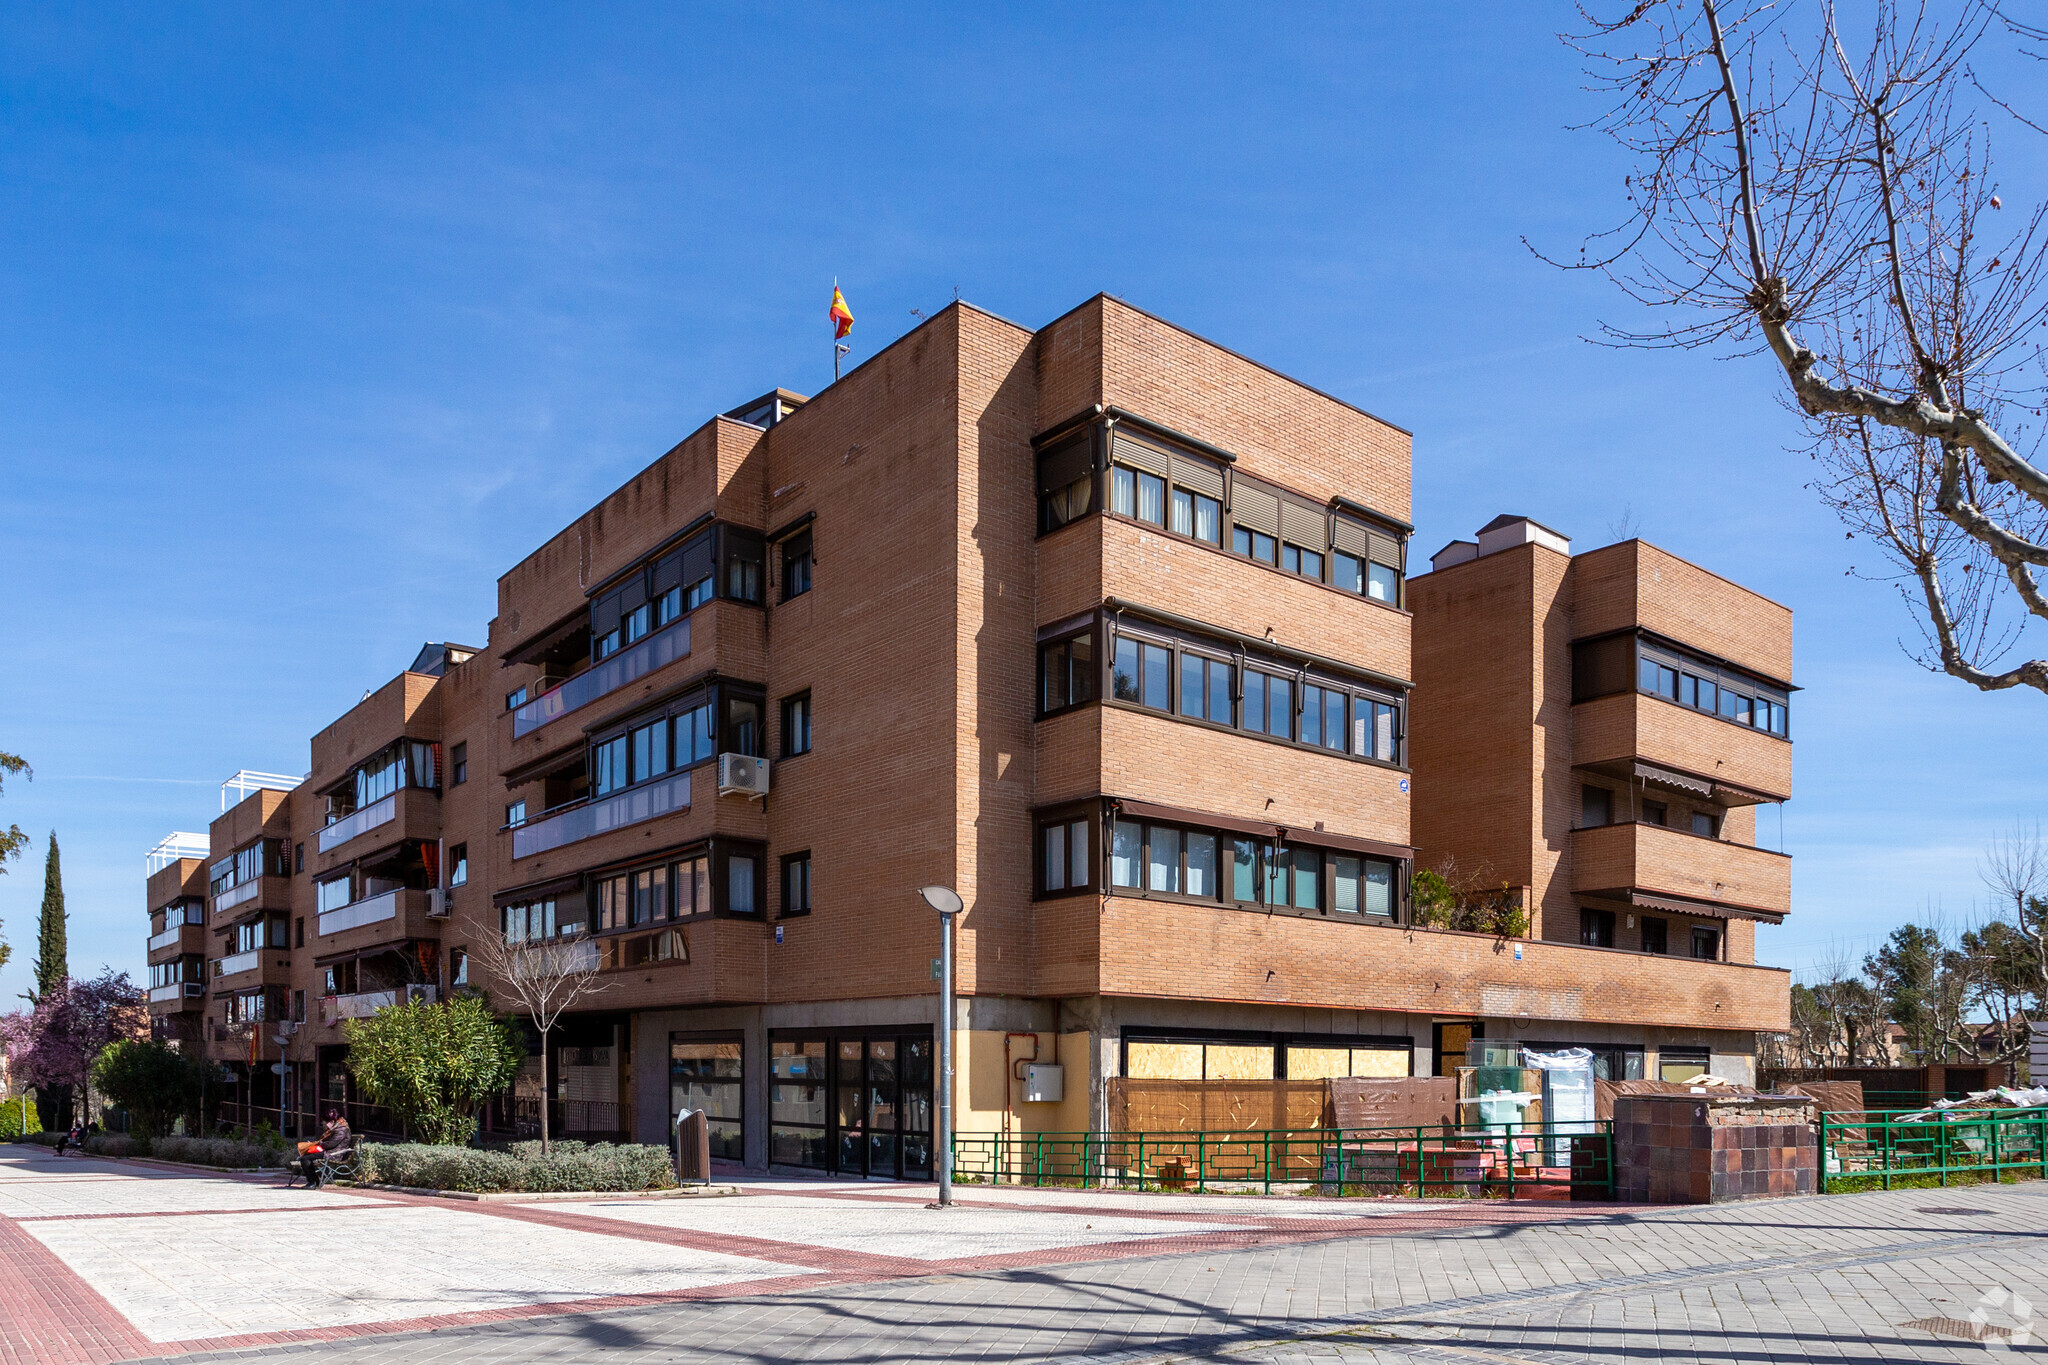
[83,1135,143,1158]
[0,1100,40,1141]
[150,1136,288,1169]
[360,1141,677,1193]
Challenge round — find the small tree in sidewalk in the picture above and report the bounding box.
[344,996,524,1147]
[470,934,607,1153]
[91,1039,205,1141]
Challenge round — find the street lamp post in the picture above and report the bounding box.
[917,885,964,1208]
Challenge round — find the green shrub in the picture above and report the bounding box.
[90,1040,204,1140]
[83,1135,145,1158]
[360,1141,676,1193]
[22,1130,63,1147]
[151,1135,286,1168]
[0,1097,41,1140]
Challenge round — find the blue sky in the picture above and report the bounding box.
[1,4,2043,1005]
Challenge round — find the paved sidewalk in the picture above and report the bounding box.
[2,1144,2041,1364]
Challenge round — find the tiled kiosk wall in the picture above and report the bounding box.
[1614,1094,1819,1203]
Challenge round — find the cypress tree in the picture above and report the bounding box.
[33,832,67,1002]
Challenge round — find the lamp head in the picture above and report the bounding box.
[918,885,964,916]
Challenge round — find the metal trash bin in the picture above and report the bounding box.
[675,1109,710,1184]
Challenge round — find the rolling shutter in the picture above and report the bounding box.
[1231,481,1280,536]
[1171,453,1225,500]
[591,590,623,638]
[1368,529,1403,570]
[652,550,682,595]
[680,532,714,586]
[617,571,648,615]
[1280,501,1327,550]
[1332,516,1372,556]
[1110,431,1170,478]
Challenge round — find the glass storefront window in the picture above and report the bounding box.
[670,1036,744,1162]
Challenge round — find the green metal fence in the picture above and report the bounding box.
[952,1124,1614,1199]
[1820,1106,2048,1189]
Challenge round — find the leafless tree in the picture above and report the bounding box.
[1549,1,2048,695]
[1981,818,2048,1014]
[470,934,607,1153]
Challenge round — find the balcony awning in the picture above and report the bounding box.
[1633,761,1713,799]
[501,604,590,668]
[1111,797,1415,861]
[491,871,588,908]
[1585,887,1786,925]
[313,939,435,969]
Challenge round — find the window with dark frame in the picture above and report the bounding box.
[1643,800,1668,826]
[782,693,812,756]
[1039,816,1093,894]
[782,851,812,916]
[1581,786,1613,829]
[1691,925,1722,960]
[1106,815,1399,921]
[724,846,761,915]
[782,530,813,600]
[1039,633,1096,714]
[1633,637,1790,736]
[1641,916,1669,954]
[1580,907,1616,948]
[1111,637,1171,711]
[1692,810,1721,839]
[449,843,468,886]
[1037,432,1095,533]
[450,741,467,785]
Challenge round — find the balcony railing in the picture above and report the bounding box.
[214,949,264,978]
[511,619,690,739]
[147,926,188,952]
[512,769,692,859]
[149,982,204,1005]
[317,792,398,855]
[213,880,260,916]
[322,990,397,1023]
[318,887,399,937]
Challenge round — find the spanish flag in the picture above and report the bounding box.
[829,284,854,340]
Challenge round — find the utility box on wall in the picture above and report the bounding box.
[1021,1063,1064,1103]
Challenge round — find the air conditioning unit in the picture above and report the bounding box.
[718,753,771,799]
[428,888,450,918]
[406,984,440,1005]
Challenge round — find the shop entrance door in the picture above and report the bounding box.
[773,1030,933,1180]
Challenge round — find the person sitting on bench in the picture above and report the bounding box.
[293,1109,352,1187]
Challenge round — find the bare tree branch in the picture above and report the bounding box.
[1552,0,2048,696]
[470,933,607,1153]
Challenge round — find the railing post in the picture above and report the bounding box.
[1263,1130,1273,1195]
[1137,1130,1146,1191]
[1197,1132,1206,1191]
[2038,1110,2046,1182]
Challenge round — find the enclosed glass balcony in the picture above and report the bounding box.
[511,619,690,738]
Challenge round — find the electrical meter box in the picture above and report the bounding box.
[1021,1062,1064,1103]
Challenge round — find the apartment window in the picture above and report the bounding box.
[292,990,306,1024]
[1170,487,1223,544]
[507,685,529,711]
[449,843,468,886]
[1280,543,1324,582]
[1111,820,1142,889]
[1110,464,1167,527]
[1641,916,1668,954]
[592,734,628,796]
[1640,658,1679,699]
[1355,697,1399,762]
[1367,561,1400,602]
[502,898,559,944]
[294,842,304,874]
[1581,786,1613,829]
[1146,825,1182,892]
[653,532,716,623]
[631,718,670,782]
[1240,668,1293,739]
[294,916,304,948]
[721,528,765,604]
[1580,907,1616,948]
[631,865,669,926]
[1111,637,1171,711]
[1691,926,1722,960]
[1040,632,1097,714]
[316,875,352,914]
[450,948,468,988]
[506,800,526,828]
[725,848,761,915]
[1332,855,1397,917]
[325,960,357,995]
[679,701,716,765]
[1300,684,1347,752]
[782,852,812,916]
[722,695,763,757]
[1692,811,1721,839]
[1232,525,1279,564]
[1041,818,1092,894]
[1642,800,1668,827]
[675,855,710,917]
[782,530,813,600]
[782,693,812,756]
[1037,432,1096,533]
[1178,652,1231,724]
[451,742,467,785]
[1290,847,1322,910]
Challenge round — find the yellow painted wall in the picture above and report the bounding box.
[952,1028,1094,1136]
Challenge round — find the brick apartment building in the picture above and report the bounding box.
[143,294,1793,1176]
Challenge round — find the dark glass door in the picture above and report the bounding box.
[779,1030,934,1180]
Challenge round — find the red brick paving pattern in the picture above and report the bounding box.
[0,1164,1632,1365]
